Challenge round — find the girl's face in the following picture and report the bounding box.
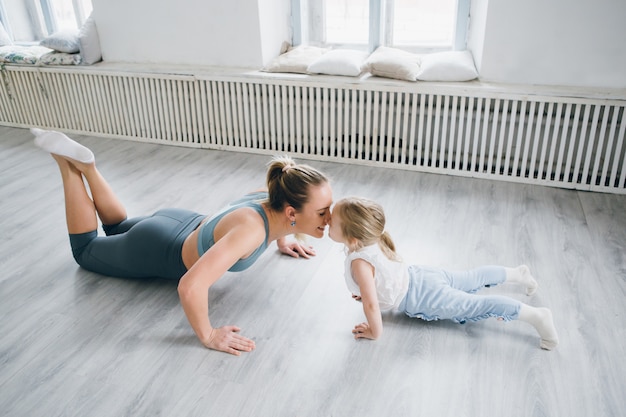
[295,182,333,238]
[328,206,348,245]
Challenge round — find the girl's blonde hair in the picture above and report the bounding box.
[333,197,400,261]
[266,155,329,211]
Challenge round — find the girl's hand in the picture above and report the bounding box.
[204,326,256,356]
[278,241,316,258]
[352,322,376,340]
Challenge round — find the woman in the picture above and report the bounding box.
[32,128,333,356]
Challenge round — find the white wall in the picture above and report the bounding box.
[469,0,626,88]
[466,0,488,76]
[257,0,292,66]
[94,0,289,67]
[91,0,626,89]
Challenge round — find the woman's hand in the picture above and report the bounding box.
[352,322,376,340]
[178,215,265,354]
[204,326,256,356]
[277,240,316,258]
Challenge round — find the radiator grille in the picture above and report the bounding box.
[1,65,624,193]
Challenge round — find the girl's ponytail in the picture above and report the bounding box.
[334,197,400,262]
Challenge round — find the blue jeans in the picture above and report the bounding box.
[398,265,521,323]
[69,208,205,280]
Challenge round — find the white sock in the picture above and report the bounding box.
[505,265,538,296]
[32,128,95,163]
[518,304,559,350]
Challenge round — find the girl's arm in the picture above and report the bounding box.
[177,216,264,356]
[351,258,383,340]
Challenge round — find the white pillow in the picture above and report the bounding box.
[78,15,102,65]
[416,51,478,82]
[307,49,369,77]
[365,46,421,82]
[40,29,80,53]
[0,21,12,47]
[263,45,329,74]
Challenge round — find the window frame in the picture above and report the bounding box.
[291,0,470,53]
[0,1,14,39]
[0,0,92,43]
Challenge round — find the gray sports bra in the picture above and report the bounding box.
[196,191,269,272]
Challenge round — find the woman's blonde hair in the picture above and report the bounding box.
[333,197,400,261]
[266,155,329,211]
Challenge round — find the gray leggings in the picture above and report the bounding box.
[69,208,205,280]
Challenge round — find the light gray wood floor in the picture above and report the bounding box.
[1,125,625,417]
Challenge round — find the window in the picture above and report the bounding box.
[0,0,92,43]
[323,0,369,45]
[292,0,470,53]
[41,0,92,32]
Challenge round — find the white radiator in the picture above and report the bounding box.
[1,64,625,194]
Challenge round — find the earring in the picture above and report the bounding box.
[291,220,296,227]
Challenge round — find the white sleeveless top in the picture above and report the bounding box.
[344,244,410,311]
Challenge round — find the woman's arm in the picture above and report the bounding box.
[276,236,316,258]
[177,218,263,355]
[350,258,383,340]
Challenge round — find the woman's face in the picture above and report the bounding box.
[295,182,333,238]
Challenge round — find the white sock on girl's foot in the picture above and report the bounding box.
[518,305,559,350]
[506,265,539,296]
[32,128,94,163]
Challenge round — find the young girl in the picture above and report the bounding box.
[328,196,559,350]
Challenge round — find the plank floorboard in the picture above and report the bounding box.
[0,126,624,417]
